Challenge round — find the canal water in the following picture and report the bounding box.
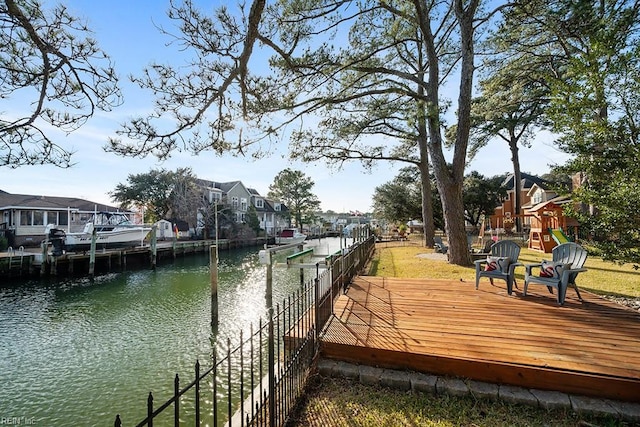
[0,237,346,426]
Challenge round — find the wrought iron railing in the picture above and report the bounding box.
[114,234,375,427]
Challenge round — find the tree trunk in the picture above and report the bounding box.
[509,134,522,232]
[417,68,435,248]
[418,155,435,247]
[418,0,478,266]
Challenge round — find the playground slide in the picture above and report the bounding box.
[549,228,570,244]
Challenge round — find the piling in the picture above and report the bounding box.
[298,243,305,286]
[172,223,178,259]
[150,225,157,270]
[89,227,97,279]
[265,256,273,310]
[40,240,47,276]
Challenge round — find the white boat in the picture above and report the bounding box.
[45,212,152,253]
[275,228,307,245]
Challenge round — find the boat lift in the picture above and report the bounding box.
[259,243,333,270]
[258,241,341,310]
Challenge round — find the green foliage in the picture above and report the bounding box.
[267,168,321,230]
[549,2,640,267]
[494,0,640,266]
[246,205,261,235]
[372,167,443,229]
[0,236,8,251]
[562,158,640,267]
[463,172,507,229]
[541,169,573,195]
[109,167,198,224]
[467,56,550,161]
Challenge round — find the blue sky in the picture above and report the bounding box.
[2,1,570,213]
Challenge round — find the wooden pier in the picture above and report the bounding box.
[0,237,271,280]
[321,276,640,403]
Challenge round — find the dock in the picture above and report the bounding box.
[321,276,640,403]
[0,238,271,280]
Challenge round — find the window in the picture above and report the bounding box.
[209,191,222,203]
[241,198,247,211]
[274,203,281,212]
[532,190,543,205]
[255,198,264,208]
[58,211,68,226]
[33,211,44,225]
[47,211,58,225]
[232,196,239,209]
[20,210,32,226]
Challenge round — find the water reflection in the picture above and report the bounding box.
[0,237,343,426]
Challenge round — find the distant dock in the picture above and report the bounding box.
[0,237,271,280]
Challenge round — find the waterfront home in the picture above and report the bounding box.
[489,172,547,231]
[248,188,284,236]
[0,190,131,248]
[196,179,291,237]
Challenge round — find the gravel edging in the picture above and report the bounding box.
[602,295,640,313]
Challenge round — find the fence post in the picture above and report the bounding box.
[147,392,153,427]
[268,307,275,427]
[174,374,180,426]
[314,263,320,340]
[195,360,200,426]
[227,338,232,423]
[210,245,218,328]
[212,351,218,427]
[240,329,244,426]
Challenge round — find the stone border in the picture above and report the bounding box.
[317,359,640,423]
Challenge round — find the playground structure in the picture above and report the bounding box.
[525,199,579,253]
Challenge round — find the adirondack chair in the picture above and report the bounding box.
[434,236,448,254]
[474,240,522,295]
[524,242,588,306]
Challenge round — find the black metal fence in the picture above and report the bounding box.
[115,234,375,427]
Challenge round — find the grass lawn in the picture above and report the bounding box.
[287,237,639,427]
[289,376,628,427]
[368,238,640,299]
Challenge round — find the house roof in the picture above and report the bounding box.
[501,173,547,191]
[525,196,572,213]
[197,179,253,196]
[264,198,290,214]
[0,190,120,212]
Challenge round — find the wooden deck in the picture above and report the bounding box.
[320,276,640,403]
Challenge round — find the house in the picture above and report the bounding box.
[247,188,295,235]
[196,179,291,237]
[0,190,130,247]
[248,188,275,235]
[489,173,547,231]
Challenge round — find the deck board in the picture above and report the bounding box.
[320,276,640,402]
